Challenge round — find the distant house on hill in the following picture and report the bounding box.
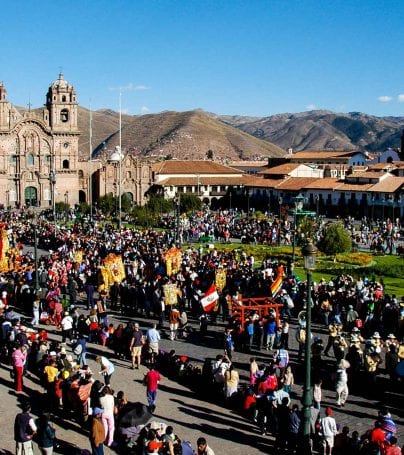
[366,148,401,164]
[287,150,367,166]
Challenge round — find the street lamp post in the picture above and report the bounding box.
[315,194,319,218]
[371,196,375,226]
[64,191,69,221]
[118,92,122,230]
[246,188,250,220]
[33,215,39,295]
[302,241,317,454]
[175,193,181,245]
[109,146,123,230]
[49,170,56,230]
[292,193,305,266]
[278,196,283,246]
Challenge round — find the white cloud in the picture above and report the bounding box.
[305,104,317,110]
[140,106,150,114]
[398,94,404,103]
[109,83,150,92]
[377,95,393,102]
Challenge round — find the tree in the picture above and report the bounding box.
[298,217,320,244]
[55,201,69,214]
[176,193,202,213]
[97,193,116,214]
[120,193,132,213]
[147,194,173,215]
[78,202,90,215]
[318,222,352,256]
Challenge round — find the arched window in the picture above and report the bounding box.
[60,109,69,122]
[26,153,34,166]
[127,171,132,179]
[78,170,84,178]
[62,159,70,169]
[62,95,66,102]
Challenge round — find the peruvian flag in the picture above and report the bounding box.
[201,284,219,312]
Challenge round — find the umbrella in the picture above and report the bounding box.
[118,402,152,428]
[181,441,194,455]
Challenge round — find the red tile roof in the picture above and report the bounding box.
[275,177,320,191]
[157,176,245,186]
[258,163,301,175]
[151,160,243,175]
[368,176,404,193]
[289,150,362,160]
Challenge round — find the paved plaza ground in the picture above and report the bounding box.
[0,301,403,454]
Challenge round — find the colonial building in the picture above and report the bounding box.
[0,74,152,209]
[149,160,245,205]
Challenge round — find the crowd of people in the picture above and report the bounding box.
[0,208,402,454]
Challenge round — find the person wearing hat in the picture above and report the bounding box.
[364,345,382,395]
[89,407,105,455]
[320,407,338,455]
[371,332,383,354]
[346,304,359,332]
[324,322,339,357]
[385,334,399,350]
[335,360,350,407]
[385,344,399,381]
[60,311,73,343]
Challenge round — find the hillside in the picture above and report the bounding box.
[77,108,285,160]
[219,110,404,152]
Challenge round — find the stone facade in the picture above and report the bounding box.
[0,74,152,208]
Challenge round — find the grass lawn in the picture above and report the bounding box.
[199,242,404,297]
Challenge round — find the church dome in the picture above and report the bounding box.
[51,73,70,91]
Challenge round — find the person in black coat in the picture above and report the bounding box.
[36,412,56,454]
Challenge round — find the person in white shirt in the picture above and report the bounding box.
[320,407,338,455]
[99,386,115,447]
[60,312,73,342]
[96,356,115,385]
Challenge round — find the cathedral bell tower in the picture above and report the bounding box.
[46,73,78,131]
[0,82,11,131]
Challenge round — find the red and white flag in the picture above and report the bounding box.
[200,284,219,312]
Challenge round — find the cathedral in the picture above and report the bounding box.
[0,74,152,209]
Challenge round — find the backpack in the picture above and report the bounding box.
[73,343,82,355]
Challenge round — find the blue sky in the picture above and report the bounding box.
[1,0,403,117]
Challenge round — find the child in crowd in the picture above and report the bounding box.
[283,365,294,394]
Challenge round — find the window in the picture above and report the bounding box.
[26,153,34,166]
[78,170,84,178]
[62,159,69,169]
[10,154,17,164]
[62,95,66,102]
[60,109,69,122]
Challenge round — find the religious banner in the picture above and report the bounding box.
[215,268,227,292]
[162,247,182,276]
[98,253,126,292]
[0,225,10,273]
[163,283,178,306]
[74,250,83,264]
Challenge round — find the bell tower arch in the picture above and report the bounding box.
[46,73,78,132]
